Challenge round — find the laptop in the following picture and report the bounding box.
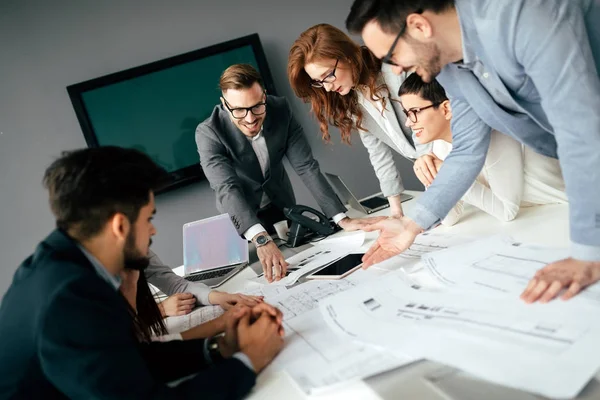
[324,172,413,214]
[182,214,248,288]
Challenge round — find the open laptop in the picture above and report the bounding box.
[325,172,413,214]
[182,214,248,288]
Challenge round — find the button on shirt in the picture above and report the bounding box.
[454,17,523,115]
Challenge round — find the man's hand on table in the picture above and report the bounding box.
[361,216,424,268]
[254,232,289,283]
[520,258,600,303]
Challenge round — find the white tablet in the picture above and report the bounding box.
[305,253,365,280]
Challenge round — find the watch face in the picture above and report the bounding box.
[256,235,267,245]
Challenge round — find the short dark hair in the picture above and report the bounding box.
[398,73,448,104]
[43,146,169,239]
[219,63,264,92]
[346,0,455,35]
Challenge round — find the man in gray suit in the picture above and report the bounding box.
[196,64,378,282]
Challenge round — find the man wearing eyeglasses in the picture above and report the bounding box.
[196,64,378,283]
[345,0,600,303]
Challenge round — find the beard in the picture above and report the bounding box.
[123,231,151,271]
[406,37,443,82]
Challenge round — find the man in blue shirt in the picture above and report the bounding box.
[346,0,600,302]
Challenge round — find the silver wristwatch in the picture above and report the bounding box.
[254,233,273,248]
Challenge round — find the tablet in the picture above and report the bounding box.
[305,253,365,280]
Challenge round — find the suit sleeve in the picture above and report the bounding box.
[39,276,255,400]
[144,250,211,305]
[196,124,261,234]
[283,100,346,217]
[513,0,600,260]
[358,130,404,197]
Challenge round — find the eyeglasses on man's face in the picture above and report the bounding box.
[403,103,441,123]
[222,92,267,119]
[381,9,423,66]
[311,59,339,88]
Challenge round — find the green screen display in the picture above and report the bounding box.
[80,45,258,173]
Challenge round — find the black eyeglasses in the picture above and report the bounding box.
[311,59,339,88]
[381,9,423,66]
[222,92,267,119]
[403,103,441,123]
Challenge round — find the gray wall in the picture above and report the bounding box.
[0,0,421,297]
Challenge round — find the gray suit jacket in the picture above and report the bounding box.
[196,95,345,234]
[145,250,211,305]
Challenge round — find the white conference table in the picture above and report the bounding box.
[175,191,600,400]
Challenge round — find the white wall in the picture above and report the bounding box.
[0,0,421,298]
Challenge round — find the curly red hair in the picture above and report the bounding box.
[288,23,388,144]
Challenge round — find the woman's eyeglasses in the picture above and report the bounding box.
[311,60,339,88]
[403,103,441,123]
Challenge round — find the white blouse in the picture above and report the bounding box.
[433,130,567,225]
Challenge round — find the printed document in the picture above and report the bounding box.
[320,270,600,399]
[265,279,416,394]
[422,235,600,306]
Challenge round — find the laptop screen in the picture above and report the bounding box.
[183,214,249,274]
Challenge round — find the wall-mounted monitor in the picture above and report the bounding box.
[67,33,277,194]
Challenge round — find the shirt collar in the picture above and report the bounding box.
[77,244,122,290]
[248,127,264,142]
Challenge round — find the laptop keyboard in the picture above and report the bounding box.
[185,266,236,282]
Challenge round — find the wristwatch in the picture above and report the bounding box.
[206,335,225,364]
[254,233,273,248]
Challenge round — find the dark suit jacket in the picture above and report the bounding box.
[195,95,346,234]
[0,230,255,399]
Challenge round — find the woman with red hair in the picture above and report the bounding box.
[288,23,435,217]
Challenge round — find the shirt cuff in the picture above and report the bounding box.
[571,242,600,262]
[405,202,440,231]
[332,213,347,225]
[186,284,212,306]
[233,352,255,372]
[243,224,266,241]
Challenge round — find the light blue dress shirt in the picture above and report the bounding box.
[408,0,600,260]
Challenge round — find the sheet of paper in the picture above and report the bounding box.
[242,283,288,302]
[264,279,416,395]
[251,231,366,286]
[164,305,224,334]
[421,235,600,306]
[319,270,600,399]
[369,231,474,272]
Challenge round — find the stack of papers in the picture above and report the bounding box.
[318,235,600,399]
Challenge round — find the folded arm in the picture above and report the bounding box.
[40,276,255,399]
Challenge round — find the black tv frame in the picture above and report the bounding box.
[66,33,277,194]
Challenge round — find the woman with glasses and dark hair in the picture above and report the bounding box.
[288,23,439,217]
[398,73,567,225]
